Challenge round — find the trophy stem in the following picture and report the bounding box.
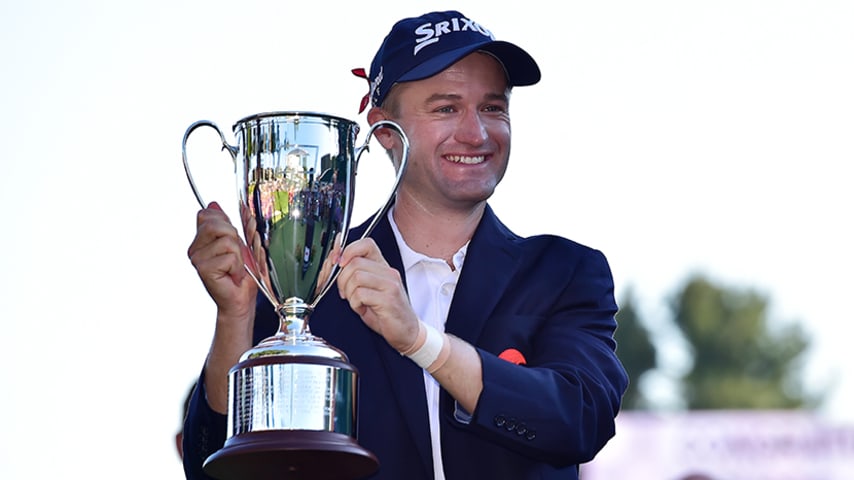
[272,297,314,342]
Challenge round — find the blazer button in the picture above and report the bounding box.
[494,415,506,428]
[515,424,528,436]
[505,418,517,431]
[526,430,537,441]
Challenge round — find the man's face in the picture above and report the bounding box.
[387,52,512,211]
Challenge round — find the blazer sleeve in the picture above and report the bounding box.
[460,242,628,466]
[181,369,227,480]
[181,295,280,479]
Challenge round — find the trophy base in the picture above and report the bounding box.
[203,430,379,480]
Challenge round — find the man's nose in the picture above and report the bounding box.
[454,109,488,146]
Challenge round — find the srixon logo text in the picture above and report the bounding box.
[413,17,494,55]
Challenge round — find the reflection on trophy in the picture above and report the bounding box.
[182,112,409,480]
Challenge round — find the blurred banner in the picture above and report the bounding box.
[582,411,854,480]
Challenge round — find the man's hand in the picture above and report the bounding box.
[336,238,420,352]
[188,202,258,321]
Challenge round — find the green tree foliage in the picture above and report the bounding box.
[670,274,818,410]
[614,288,657,409]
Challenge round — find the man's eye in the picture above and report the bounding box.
[435,105,456,113]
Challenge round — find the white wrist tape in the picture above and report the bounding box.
[406,322,445,370]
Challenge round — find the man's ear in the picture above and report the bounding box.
[366,107,399,151]
[175,432,184,459]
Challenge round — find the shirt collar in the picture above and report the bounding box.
[387,207,469,271]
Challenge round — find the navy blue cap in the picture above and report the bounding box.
[366,11,541,109]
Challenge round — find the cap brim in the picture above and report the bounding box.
[398,40,541,87]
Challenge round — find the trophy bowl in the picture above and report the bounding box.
[182,111,409,480]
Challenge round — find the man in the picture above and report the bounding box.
[183,10,627,480]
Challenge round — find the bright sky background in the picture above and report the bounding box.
[1,0,852,478]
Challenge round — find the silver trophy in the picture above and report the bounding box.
[182,112,409,480]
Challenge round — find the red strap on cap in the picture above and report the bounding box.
[351,68,370,114]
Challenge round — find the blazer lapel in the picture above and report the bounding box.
[445,205,522,344]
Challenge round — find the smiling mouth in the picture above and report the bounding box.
[446,155,486,165]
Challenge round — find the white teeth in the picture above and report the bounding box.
[447,155,485,164]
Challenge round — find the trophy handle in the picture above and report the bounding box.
[181,120,240,209]
[354,120,410,240]
[310,120,410,307]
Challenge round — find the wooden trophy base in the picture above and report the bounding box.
[203,430,378,480]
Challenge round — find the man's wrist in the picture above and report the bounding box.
[400,321,450,373]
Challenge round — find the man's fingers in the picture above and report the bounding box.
[337,257,402,302]
[338,238,387,267]
[189,231,248,286]
[190,207,240,255]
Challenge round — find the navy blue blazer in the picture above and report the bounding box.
[183,205,627,480]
